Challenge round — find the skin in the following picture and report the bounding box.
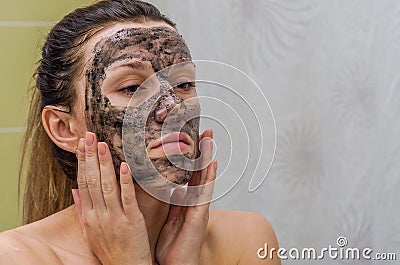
[0,21,281,265]
[85,26,200,187]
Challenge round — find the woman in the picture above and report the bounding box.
[0,1,280,264]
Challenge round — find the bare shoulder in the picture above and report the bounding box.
[207,210,281,265]
[0,228,62,265]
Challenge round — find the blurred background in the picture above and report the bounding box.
[0,0,93,230]
[1,0,400,264]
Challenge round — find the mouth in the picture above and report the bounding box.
[146,132,194,158]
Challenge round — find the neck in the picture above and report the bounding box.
[134,185,170,258]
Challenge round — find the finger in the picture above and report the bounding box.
[76,137,92,211]
[197,129,204,154]
[167,188,186,222]
[120,162,140,219]
[201,129,213,141]
[208,161,218,183]
[187,129,213,205]
[187,133,213,203]
[189,158,216,206]
[185,161,217,218]
[85,132,106,211]
[198,160,217,206]
[190,129,213,188]
[195,129,212,165]
[72,189,84,231]
[98,142,122,214]
[197,130,213,187]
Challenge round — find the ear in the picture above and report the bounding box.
[42,106,80,154]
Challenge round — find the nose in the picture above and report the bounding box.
[154,89,183,123]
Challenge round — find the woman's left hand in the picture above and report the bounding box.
[155,129,217,265]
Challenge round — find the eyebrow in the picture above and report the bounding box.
[120,61,152,72]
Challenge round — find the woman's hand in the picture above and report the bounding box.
[155,129,217,265]
[72,132,153,265]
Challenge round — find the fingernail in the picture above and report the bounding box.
[121,162,129,175]
[78,138,85,153]
[85,132,94,146]
[98,143,107,156]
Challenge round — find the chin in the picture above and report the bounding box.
[150,157,192,185]
[159,167,192,185]
[136,167,192,190]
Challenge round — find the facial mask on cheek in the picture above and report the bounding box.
[84,27,199,185]
[85,87,126,176]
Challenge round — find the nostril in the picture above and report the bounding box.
[154,89,183,123]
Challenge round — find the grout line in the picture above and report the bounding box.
[0,21,55,27]
[0,127,26,133]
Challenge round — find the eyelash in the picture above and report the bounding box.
[119,81,194,96]
[119,85,139,96]
[175,81,195,90]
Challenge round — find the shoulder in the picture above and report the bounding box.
[0,228,62,265]
[206,210,281,265]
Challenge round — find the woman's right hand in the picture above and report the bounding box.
[72,132,153,265]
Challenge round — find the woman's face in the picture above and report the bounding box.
[74,21,200,187]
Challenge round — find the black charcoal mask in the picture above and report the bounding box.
[85,26,200,187]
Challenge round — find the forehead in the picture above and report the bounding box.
[83,21,176,61]
[81,21,192,83]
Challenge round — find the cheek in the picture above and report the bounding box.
[75,115,88,138]
[145,106,162,142]
[85,89,126,177]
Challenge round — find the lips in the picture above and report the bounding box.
[146,132,194,158]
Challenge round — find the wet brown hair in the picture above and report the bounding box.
[20,0,176,224]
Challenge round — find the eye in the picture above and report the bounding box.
[119,84,140,96]
[175,81,195,90]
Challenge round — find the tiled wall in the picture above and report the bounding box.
[0,0,93,232]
